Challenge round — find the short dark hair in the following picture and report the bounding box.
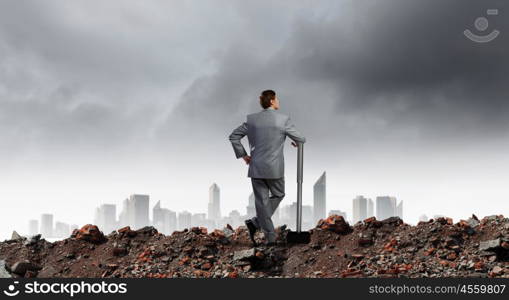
[259,90,276,109]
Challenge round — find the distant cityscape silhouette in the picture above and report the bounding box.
[23,172,410,239]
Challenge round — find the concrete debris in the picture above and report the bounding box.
[71,224,107,244]
[1,215,509,278]
[11,231,24,241]
[233,248,256,261]
[0,260,11,278]
[9,260,42,276]
[316,215,352,234]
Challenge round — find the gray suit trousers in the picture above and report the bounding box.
[250,177,285,243]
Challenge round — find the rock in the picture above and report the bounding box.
[316,215,352,234]
[479,239,501,252]
[191,227,208,235]
[11,231,24,241]
[491,266,503,276]
[0,260,11,278]
[136,226,158,236]
[73,224,106,244]
[112,247,128,257]
[117,226,131,233]
[223,226,234,238]
[10,261,42,276]
[23,234,42,246]
[467,215,480,227]
[210,229,226,239]
[233,248,256,261]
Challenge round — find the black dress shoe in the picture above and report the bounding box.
[244,219,258,245]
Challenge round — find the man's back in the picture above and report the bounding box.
[229,107,306,179]
[229,90,306,245]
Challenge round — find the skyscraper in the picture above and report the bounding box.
[178,211,192,230]
[118,194,150,229]
[131,194,150,229]
[94,204,117,233]
[28,219,39,236]
[118,198,129,228]
[153,201,177,235]
[246,192,256,218]
[367,198,374,218]
[40,214,53,238]
[313,171,326,223]
[208,183,221,221]
[165,209,177,234]
[54,222,70,238]
[281,203,296,230]
[228,210,242,228]
[376,196,399,220]
[352,195,368,223]
[191,213,207,227]
[396,200,403,219]
[153,200,164,229]
[303,205,314,229]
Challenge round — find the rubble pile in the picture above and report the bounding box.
[1,214,509,278]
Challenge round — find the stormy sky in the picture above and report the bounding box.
[1,0,508,239]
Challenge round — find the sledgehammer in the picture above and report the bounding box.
[286,142,311,244]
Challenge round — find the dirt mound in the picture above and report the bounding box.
[1,215,509,278]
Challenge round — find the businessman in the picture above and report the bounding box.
[229,90,306,246]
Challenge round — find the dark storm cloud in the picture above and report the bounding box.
[161,0,509,151]
[0,0,250,158]
[1,0,508,160]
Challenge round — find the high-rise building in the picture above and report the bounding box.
[165,209,177,234]
[118,198,129,228]
[228,210,242,228]
[280,203,296,230]
[54,222,70,238]
[376,196,399,220]
[246,192,256,218]
[131,194,150,229]
[40,214,53,238]
[208,183,221,221]
[303,205,313,229]
[352,195,368,223]
[396,200,403,220]
[191,213,207,227]
[117,194,149,230]
[94,204,117,233]
[367,198,374,218]
[178,211,192,230]
[28,220,39,236]
[313,171,326,223]
[153,201,167,232]
[153,201,177,235]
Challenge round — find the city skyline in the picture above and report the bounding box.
[15,173,415,240]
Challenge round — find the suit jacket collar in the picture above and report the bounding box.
[263,107,276,112]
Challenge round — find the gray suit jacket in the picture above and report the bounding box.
[229,107,306,179]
